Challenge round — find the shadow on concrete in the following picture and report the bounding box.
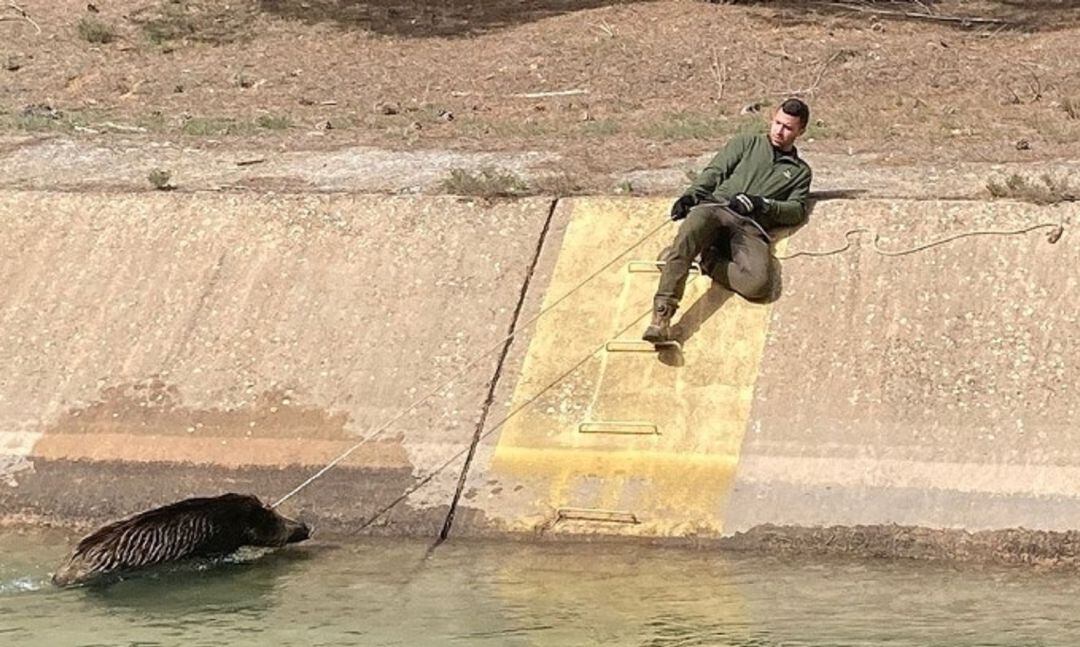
[671,282,734,352]
[258,0,653,38]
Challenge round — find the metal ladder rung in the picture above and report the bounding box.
[605,339,682,353]
[578,421,660,435]
[555,507,640,525]
[626,260,702,274]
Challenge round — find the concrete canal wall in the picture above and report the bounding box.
[1,191,1077,559]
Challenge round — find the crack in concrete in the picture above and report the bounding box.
[436,197,559,543]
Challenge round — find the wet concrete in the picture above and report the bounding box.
[720,524,1080,569]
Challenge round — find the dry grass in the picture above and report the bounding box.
[531,172,586,196]
[180,115,291,136]
[132,1,258,45]
[580,119,622,138]
[440,167,530,198]
[77,17,117,44]
[1062,97,1080,120]
[255,114,292,130]
[986,173,1077,204]
[147,169,173,190]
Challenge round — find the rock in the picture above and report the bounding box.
[1015,139,1031,151]
[21,103,61,119]
[377,101,401,115]
[740,101,763,115]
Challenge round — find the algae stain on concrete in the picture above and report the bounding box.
[48,379,351,440]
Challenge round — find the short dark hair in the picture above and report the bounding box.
[779,98,810,129]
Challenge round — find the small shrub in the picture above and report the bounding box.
[532,172,585,196]
[255,114,291,130]
[147,169,173,190]
[987,173,1076,204]
[804,118,841,140]
[13,114,61,131]
[135,112,168,132]
[78,17,117,44]
[8,105,75,132]
[440,167,530,198]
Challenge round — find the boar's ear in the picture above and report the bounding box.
[244,503,284,541]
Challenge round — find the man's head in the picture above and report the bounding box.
[768,98,809,152]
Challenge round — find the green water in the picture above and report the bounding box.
[1,527,1077,646]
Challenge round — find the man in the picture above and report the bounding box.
[642,98,813,344]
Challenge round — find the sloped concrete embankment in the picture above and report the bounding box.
[0,190,555,534]
[2,191,1078,561]
[456,197,1079,562]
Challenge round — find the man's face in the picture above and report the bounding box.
[768,109,805,151]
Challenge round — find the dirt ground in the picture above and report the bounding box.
[2,0,1079,194]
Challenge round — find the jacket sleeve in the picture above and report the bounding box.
[683,135,750,201]
[765,167,812,226]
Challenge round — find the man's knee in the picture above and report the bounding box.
[687,203,739,226]
[681,204,713,231]
[729,266,771,301]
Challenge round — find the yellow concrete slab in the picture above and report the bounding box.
[490,198,781,537]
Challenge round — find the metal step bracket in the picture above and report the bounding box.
[555,507,640,525]
[578,420,660,435]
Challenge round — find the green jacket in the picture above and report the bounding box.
[683,133,812,229]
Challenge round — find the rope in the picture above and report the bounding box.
[358,301,667,532]
[271,215,1066,509]
[270,217,672,508]
[776,222,1064,260]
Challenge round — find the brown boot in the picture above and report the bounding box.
[642,301,676,344]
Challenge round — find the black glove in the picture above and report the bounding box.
[670,195,697,221]
[728,193,767,218]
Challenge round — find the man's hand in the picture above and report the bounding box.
[728,193,767,218]
[669,195,697,221]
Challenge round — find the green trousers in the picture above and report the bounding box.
[654,204,772,308]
